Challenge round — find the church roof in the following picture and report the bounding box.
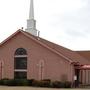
[76,51,90,61]
[0,30,89,64]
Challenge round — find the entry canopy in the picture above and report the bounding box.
[80,65,90,69]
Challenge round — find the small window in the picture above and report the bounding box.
[15,48,27,55]
[14,72,27,79]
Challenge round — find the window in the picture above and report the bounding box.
[14,57,27,69]
[15,48,27,55]
[14,48,27,79]
[14,72,27,79]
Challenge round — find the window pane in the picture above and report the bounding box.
[15,48,27,55]
[14,72,27,79]
[14,57,27,69]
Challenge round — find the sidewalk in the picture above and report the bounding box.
[0,86,90,90]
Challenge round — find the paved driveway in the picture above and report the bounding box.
[0,86,90,90]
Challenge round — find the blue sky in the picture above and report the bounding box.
[0,0,90,50]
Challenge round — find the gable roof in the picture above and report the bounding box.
[38,36,90,64]
[0,30,21,46]
[0,29,89,64]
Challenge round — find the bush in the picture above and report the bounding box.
[13,79,28,86]
[63,81,71,88]
[42,79,51,82]
[32,79,51,87]
[28,79,35,86]
[0,79,3,85]
[6,79,18,86]
[51,81,64,88]
[51,81,71,88]
[0,79,28,86]
[39,80,51,87]
[0,79,71,88]
[41,79,51,87]
[0,78,9,85]
[32,80,40,87]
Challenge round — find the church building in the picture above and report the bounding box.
[0,0,90,86]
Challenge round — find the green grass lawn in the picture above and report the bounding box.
[0,86,89,90]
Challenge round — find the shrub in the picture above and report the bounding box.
[28,79,35,86]
[0,79,71,88]
[0,79,29,86]
[0,78,9,85]
[51,81,64,88]
[6,79,18,86]
[41,79,51,87]
[32,80,40,87]
[13,79,28,86]
[32,79,51,87]
[63,81,71,88]
[42,79,51,82]
[40,80,51,87]
[0,79,3,85]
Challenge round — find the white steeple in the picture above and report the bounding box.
[29,0,34,19]
[26,0,38,36]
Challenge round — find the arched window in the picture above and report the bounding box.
[14,48,27,79]
[15,48,27,55]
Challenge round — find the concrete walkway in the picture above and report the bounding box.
[0,86,89,90]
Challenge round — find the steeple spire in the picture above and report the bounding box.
[29,0,34,19]
[26,0,38,36]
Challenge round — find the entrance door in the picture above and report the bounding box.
[74,69,80,87]
[74,64,90,86]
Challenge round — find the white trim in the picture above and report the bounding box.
[38,60,44,80]
[14,55,27,58]
[14,69,27,72]
[0,60,4,79]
